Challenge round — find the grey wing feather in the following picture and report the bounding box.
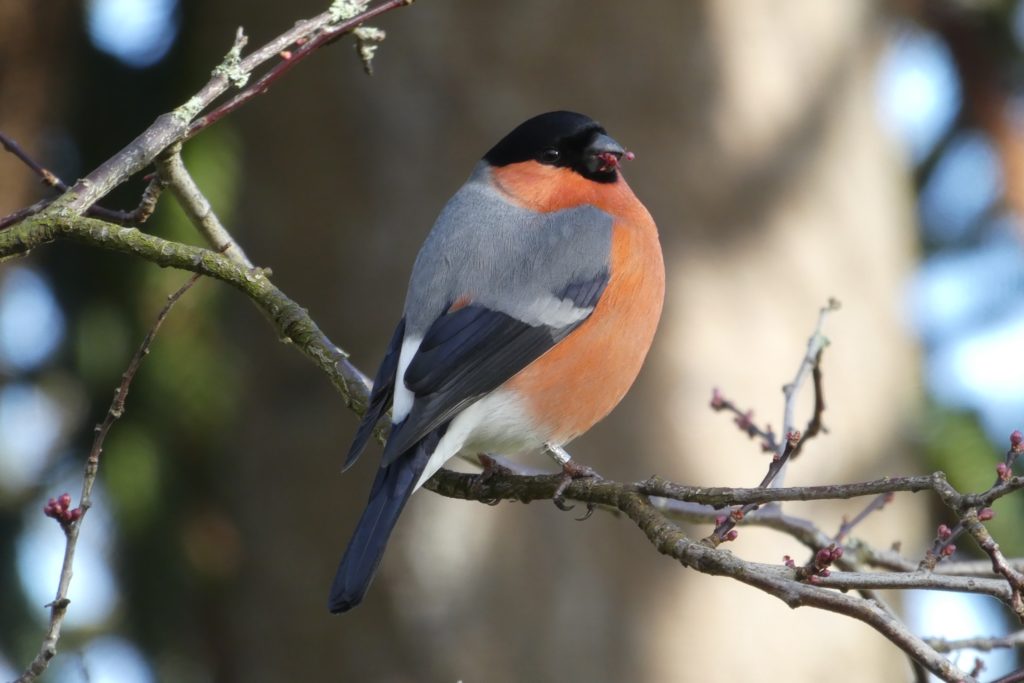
[402,162,613,335]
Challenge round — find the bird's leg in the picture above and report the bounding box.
[544,443,601,519]
[469,453,513,505]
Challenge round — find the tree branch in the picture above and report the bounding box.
[25,0,411,222]
[0,211,371,410]
[154,145,252,266]
[0,133,166,229]
[926,630,1024,654]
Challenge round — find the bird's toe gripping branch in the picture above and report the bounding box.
[469,454,516,505]
[544,443,602,519]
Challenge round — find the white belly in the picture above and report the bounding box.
[413,388,545,490]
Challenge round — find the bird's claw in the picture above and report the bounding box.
[553,482,575,512]
[551,457,602,516]
[469,453,511,505]
[576,502,597,521]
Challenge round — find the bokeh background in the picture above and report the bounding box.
[2,0,1024,681]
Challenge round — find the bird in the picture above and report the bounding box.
[329,110,664,613]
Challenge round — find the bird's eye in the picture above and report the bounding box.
[539,148,560,163]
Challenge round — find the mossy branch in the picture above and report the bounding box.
[1,211,371,412]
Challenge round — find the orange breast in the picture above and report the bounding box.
[494,162,666,443]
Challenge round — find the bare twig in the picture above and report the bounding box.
[31,0,411,221]
[1,131,62,188]
[926,630,1024,653]
[0,199,52,231]
[616,492,973,680]
[0,132,165,229]
[962,507,1024,620]
[13,274,201,683]
[0,212,371,409]
[790,345,828,460]
[186,0,409,139]
[834,492,896,543]
[123,176,166,225]
[639,473,944,507]
[780,298,840,463]
[703,299,840,545]
[709,388,778,452]
[1,0,410,235]
[155,146,252,266]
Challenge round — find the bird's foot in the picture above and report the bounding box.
[544,443,601,520]
[470,453,512,505]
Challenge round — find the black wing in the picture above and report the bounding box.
[343,317,406,471]
[381,270,609,465]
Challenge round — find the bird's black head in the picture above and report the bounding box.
[483,111,628,184]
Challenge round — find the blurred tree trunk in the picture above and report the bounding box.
[200,1,920,681]
[0,2,73,213]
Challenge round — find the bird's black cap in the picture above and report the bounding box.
[483,111,625,183]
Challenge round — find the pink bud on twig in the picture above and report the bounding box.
[710,388,725,410]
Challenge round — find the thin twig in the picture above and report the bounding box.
[779,298,840,465]
[639,473,943,507]
[1,131,62,188]
[834,492,896,543]
[925,630,1024,653]
[13,273,201,683]
[703,299,840,545]
[185,0,409,139]
[0,132,165,229]
[155,146,252,266]
[0,198,51,231]
[709,388,778,452]
[123,176,166,225]
[962,507,1024,620]
[0,212,371,408]
[790,345,828,460]
[32,0,411,220]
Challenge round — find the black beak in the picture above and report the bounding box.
[585,133,625,173]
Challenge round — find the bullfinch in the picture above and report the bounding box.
[329,111,664,613]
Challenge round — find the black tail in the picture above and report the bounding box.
[328,424,447,613]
